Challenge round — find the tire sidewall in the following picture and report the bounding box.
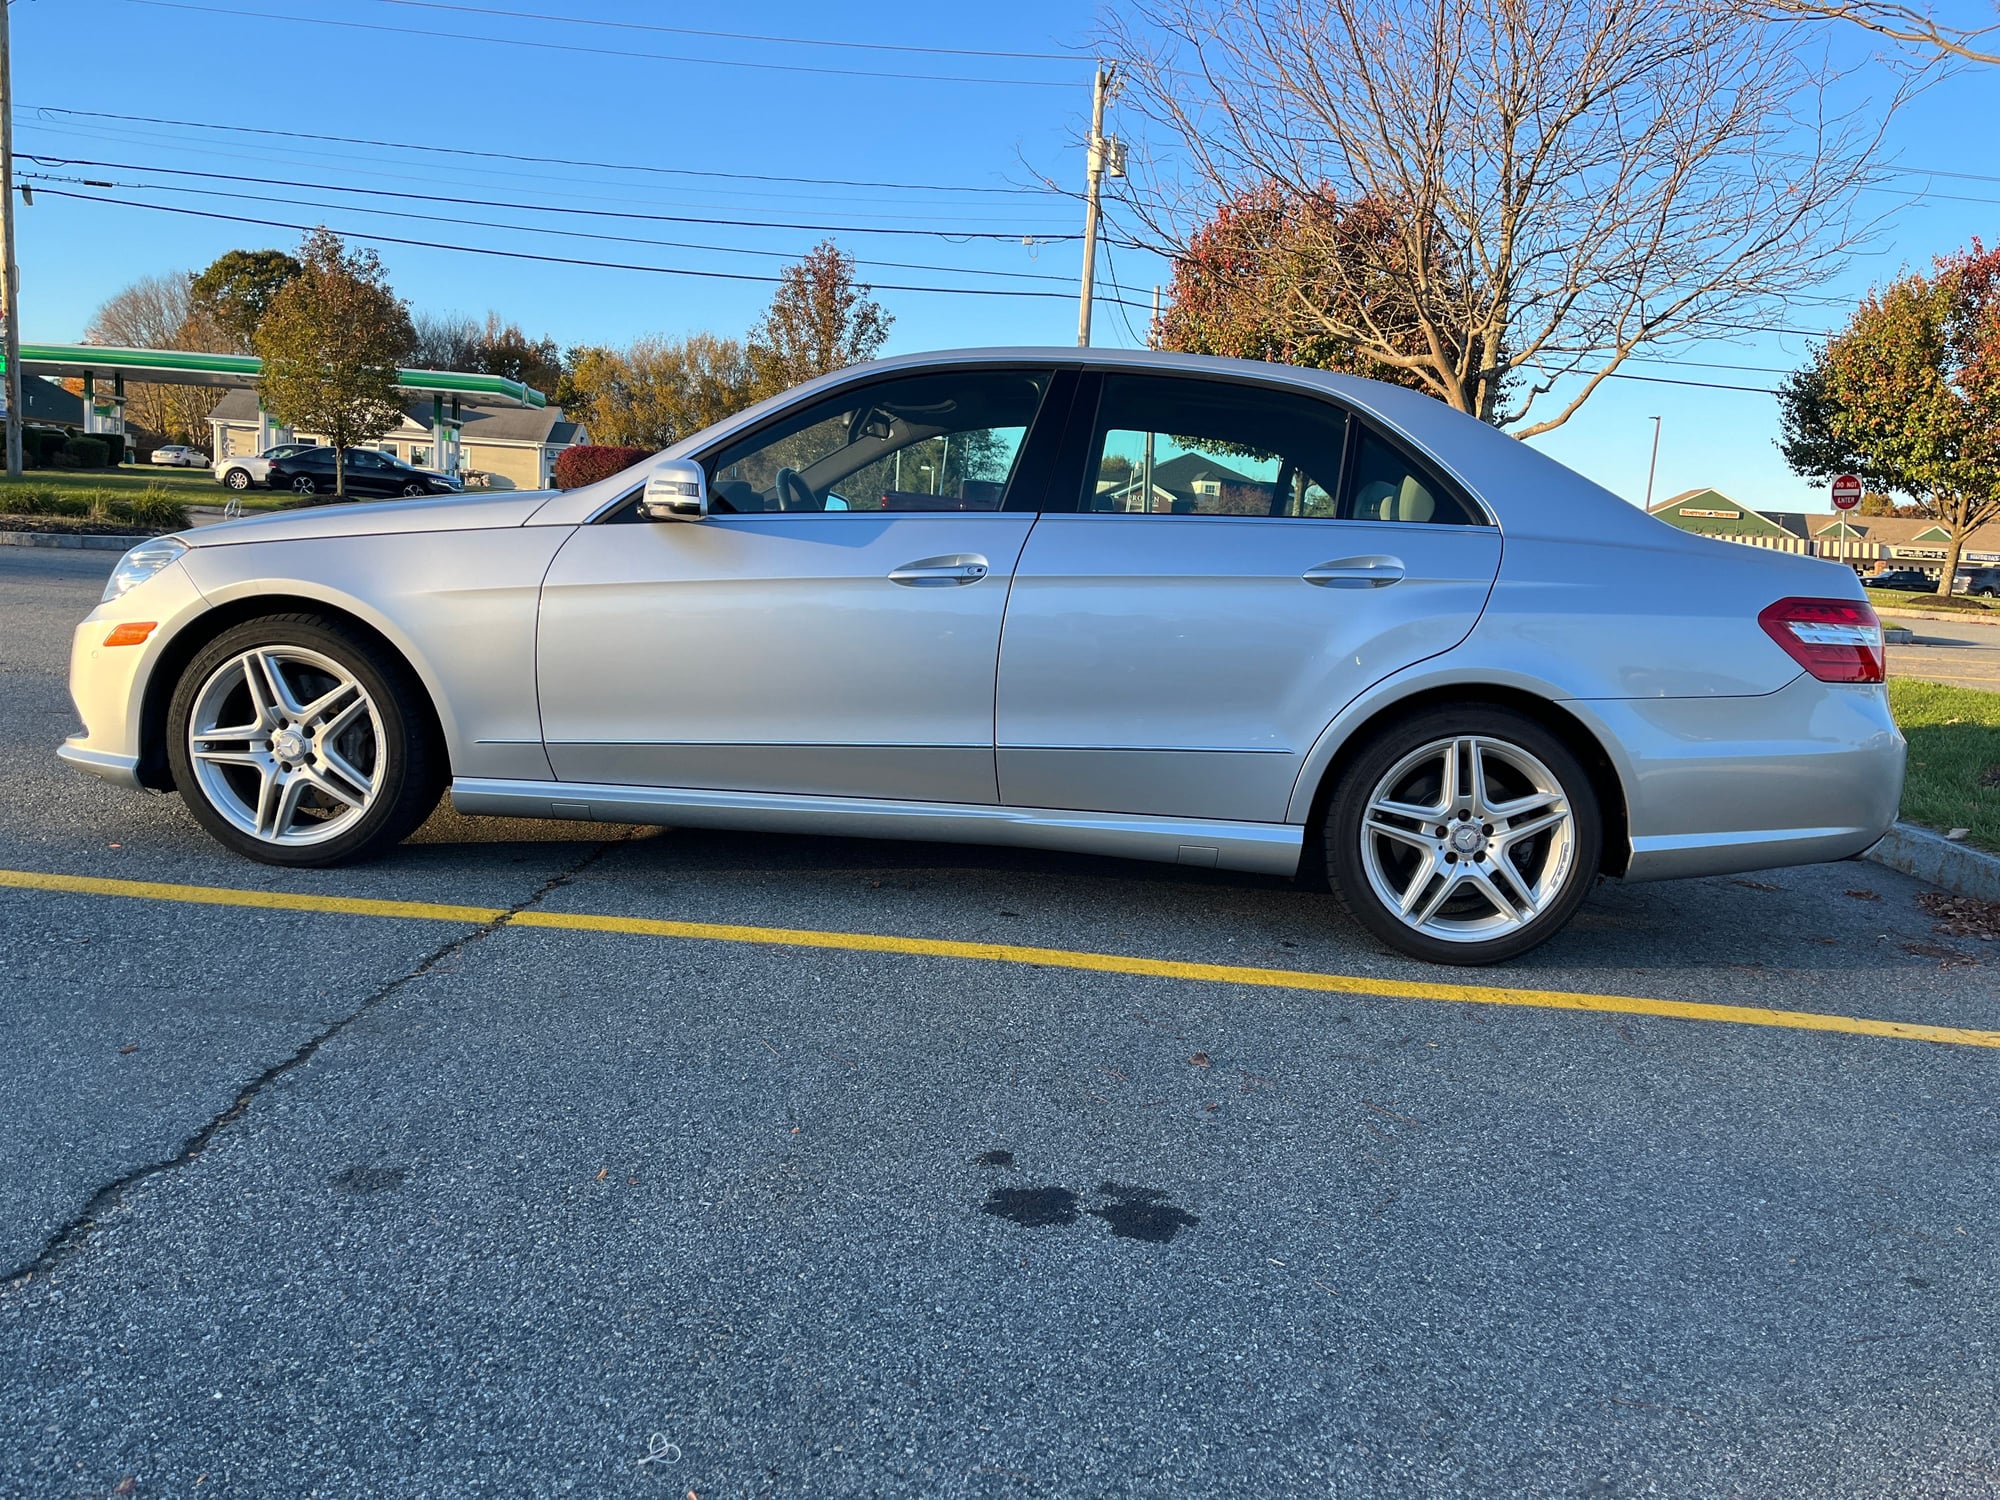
[1325,705,1603,966]
[164,616,435,867]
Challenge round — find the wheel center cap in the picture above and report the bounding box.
[272,728,306,761]
[1450,824,1484,854]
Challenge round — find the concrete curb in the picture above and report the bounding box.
[1874,605,2000,627]
[0,530,145,551]
[1864,821,2000,901]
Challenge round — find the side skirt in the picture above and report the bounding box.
[450,777,1305,877]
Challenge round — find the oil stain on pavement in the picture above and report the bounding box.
[979,1165,1200,1244]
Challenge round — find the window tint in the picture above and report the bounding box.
[1345,427,1481,526]
[705,368,1052,514]
[1084,375,1346,518]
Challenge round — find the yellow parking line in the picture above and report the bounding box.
[4,866,1996,1050]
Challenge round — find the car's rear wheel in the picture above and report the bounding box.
[165,615,443,867]
[1324,705,1601,965]
[223,468,251,490]
[290,474,319,495]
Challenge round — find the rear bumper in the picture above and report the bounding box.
[1571,675,1905,882]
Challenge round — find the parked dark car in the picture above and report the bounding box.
[1864,568,1938,592]
[1962,566,2000,598]
[265,446,462,499]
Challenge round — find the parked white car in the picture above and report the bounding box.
[213,442,320,491]
[149,445,209,467]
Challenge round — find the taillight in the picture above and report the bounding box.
[1758,597,1884,683]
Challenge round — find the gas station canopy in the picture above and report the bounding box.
[11,343,547,409]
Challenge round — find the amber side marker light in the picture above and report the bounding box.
[102,622,158,647]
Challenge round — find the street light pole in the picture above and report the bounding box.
[1643,415,1662,509]
[1076,60,1120,348]
[0,2,21,477]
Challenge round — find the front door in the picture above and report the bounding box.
[536,366,1062,804]
[996,372,1504,825]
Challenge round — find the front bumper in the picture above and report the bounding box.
[1572,674,1906,882]
[59,558,211,792]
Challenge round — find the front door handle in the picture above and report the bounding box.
[1304,555,1405,589]
[889,553,991,587]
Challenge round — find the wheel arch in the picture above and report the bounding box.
[136,592,452,792]
[1289,678,1633,880]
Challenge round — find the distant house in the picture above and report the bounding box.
[21,375,86,430]
[1645,488,1812,553]
[205,389,588,490]
[1097,452,1262,513]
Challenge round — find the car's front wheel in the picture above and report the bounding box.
[223,468,251,490]
[1324,706,1601,965]
[165,615,443,867]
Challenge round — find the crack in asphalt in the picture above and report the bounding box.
[2,838,627,1291]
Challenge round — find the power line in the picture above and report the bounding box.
[113,0,1082,88]
[22,169,1081,285]
[26,106,1063,198]
[20,154,1080,243]
[365,0,1079,61]
[34,186,1158,307]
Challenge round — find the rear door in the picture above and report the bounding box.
[996,372,1503,824]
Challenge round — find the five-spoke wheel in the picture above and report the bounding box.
[1326,706,1601,964]
[166,615,442,866]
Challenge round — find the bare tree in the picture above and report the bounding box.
[1103,0,1904,435]
[407,310,485,371]
[1754,0,1999,63]
[85,274,223,446]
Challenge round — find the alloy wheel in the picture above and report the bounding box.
[185,645,386,846]
[1356,734,1578,945]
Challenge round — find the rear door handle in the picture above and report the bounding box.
[1303,555,1405,589]
[889,553,991,587]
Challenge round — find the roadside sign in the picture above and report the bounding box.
[1831,474,1863,511]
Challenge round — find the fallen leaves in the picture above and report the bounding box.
[1188,1052,1210,1068]
[1844,888,1882,901]
[1917,890,2000,941]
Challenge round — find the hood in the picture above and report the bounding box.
[183,491,552,547]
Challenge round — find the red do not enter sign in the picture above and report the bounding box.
[1831,474,1863,511]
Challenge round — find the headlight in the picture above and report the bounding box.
[102,537,189,603]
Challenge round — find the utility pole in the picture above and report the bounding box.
[0,1,19,477]
[1643,415,1662,509]
[1151,284,1161,347]
[1076,60,1122,348]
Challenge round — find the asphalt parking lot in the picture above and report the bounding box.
[1885,614,2000,693]
[1,546,1996,1499]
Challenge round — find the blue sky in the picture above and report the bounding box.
[14,0,2000,512]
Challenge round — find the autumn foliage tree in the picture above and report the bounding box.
[253,230,415,498]
[189,249,303,352]
[1779,244,2000,595]
[747,240,892,398]
[563,332,757,450]
[1156,185,1475,398]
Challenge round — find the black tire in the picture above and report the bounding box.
[1323,704,1602,966]
[401,482,427,496]
[290,474,318,495]
[165,613,444,868]
[224,468,251,491]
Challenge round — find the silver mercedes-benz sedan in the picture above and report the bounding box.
[59,349,1903,964]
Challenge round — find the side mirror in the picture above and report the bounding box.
[639,460,709,522]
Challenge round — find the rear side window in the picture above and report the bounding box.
[1345,426,1483,526]
[1082,374,1347,518]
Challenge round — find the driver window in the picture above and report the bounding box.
[704,368,1052,514]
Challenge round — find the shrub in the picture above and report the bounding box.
[553,444,651,490]
[23,429,66,466]
[66,436,109,468]
[126,489,190,531]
